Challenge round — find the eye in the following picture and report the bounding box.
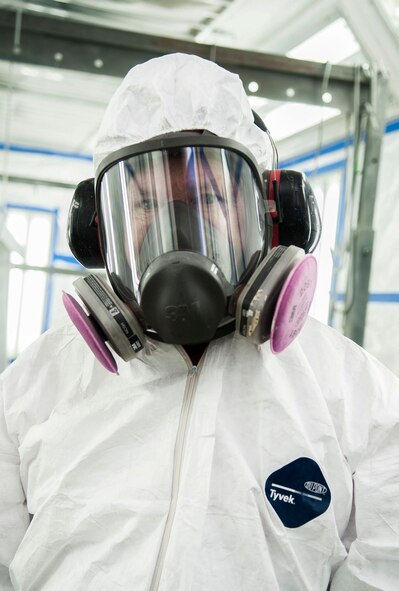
[204,192,220,205]
[141,198,158,211]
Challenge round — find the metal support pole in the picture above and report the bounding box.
[343,70,388,345]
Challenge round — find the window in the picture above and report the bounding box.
[5,205,55,360]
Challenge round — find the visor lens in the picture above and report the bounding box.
[98,146,266,301]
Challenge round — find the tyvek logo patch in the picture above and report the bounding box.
[265,457,331,528]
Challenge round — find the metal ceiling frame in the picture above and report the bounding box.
[0,7,372,110]
[0,6,390,349]
[338,0,399,102]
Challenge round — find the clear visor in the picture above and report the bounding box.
[98,145,266,302]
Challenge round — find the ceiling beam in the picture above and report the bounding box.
[338,0,399,101]
[0,7,371,111]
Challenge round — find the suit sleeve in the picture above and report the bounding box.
[0,377,30,590]
[330,351,399,590]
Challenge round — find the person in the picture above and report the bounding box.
[1,53,398,591]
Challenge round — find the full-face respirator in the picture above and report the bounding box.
[64,115,321,374]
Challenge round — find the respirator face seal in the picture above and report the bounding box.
[96,134,268,311]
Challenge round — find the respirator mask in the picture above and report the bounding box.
[64,121,321,374]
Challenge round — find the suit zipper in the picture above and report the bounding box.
[149,351,201,591]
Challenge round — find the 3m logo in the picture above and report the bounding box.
[164,301,200,322]
[265,457,331,528]
[304,481,327,495]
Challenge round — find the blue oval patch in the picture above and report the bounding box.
[265,457,331,528]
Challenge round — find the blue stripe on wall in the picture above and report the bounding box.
[280,115,399,169]
[386,119,399,133]
[6,202,58,214]
[304,159,346,177]
[53,253,82,266]
[0,143,92,161]
[281,138,351,168]
[335,293,399,303]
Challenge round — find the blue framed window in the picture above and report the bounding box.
[5,204,57,360]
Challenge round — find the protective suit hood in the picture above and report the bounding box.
[93,52,273,174]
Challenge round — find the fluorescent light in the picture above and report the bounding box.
[264,103,340,141]
[287,18,360,63]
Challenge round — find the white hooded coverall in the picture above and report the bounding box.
[0,316,399,590]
